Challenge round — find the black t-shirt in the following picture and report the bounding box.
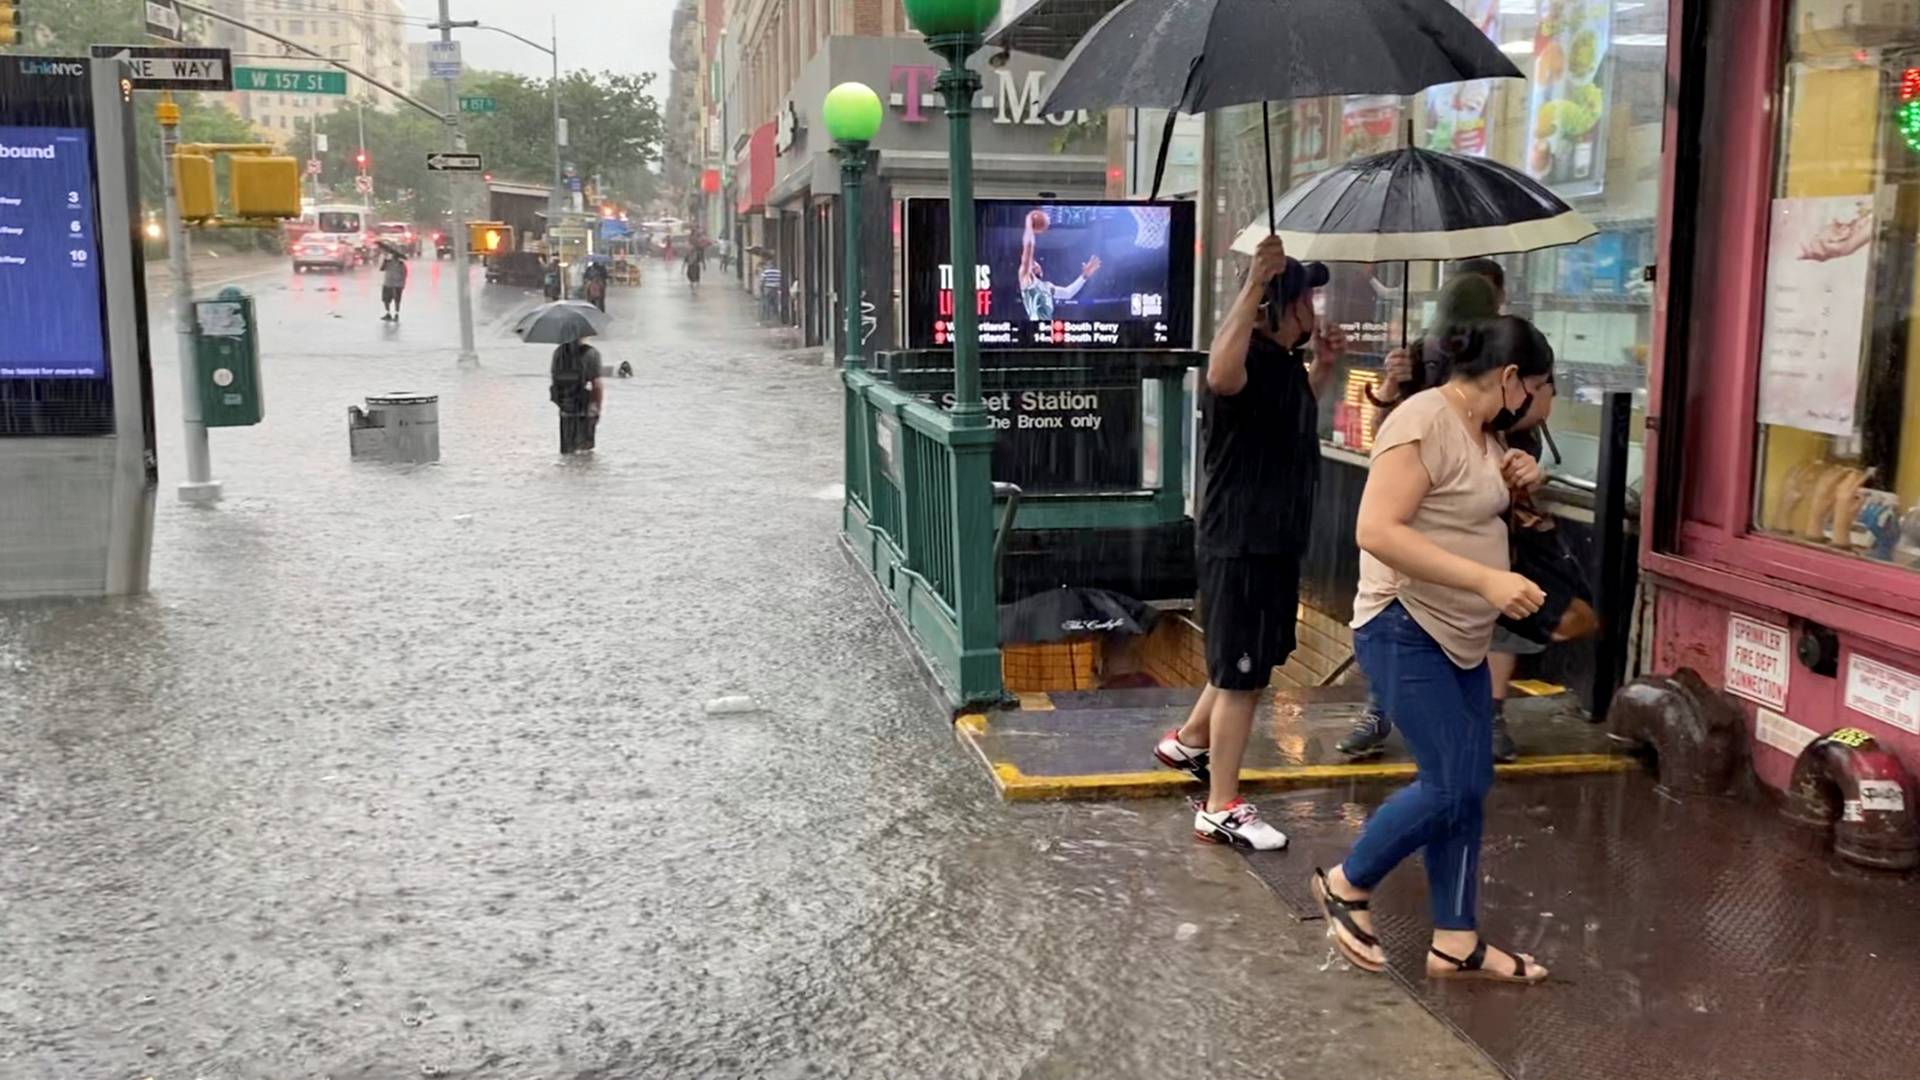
[1198,334,1321,556]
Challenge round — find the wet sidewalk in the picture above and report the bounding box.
[0,274,1499,1079]
[962,685,1628,800]
[1236,771,1920,1080]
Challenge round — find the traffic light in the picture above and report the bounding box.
[468,221,511,254]
[0,3,22,47]
[230,155,301,219]
[173,153,216,222]
[482,172,494,184]
[354,149,368,170]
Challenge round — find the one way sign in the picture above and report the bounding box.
[426,153,484,173]
[90,45,234,91]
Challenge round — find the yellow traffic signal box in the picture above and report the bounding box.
[230,155,301,219]
[173,154,216,222]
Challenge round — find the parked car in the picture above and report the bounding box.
[292,233,356,273]
[376,221,422,257]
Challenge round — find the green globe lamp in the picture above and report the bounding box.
[823,82,884,370]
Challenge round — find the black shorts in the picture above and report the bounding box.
[1496,525,1590,645]
[1199,553,1300,691]
[381,286,402,304]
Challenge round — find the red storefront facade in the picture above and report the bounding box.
[1645,0,1920,789]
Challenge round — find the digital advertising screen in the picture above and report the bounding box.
[904,199,1196,351]
[0,125,108,380]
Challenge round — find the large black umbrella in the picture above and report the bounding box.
[999,586,1159,645]
[1043,0,1521,224]
[1227,148,1597,342]
[1229,148,1596,264]
[514,300,611,344]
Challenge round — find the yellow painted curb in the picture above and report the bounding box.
[954,713,989,735]
[1510,679,1569,697]
[986,753,1633,802]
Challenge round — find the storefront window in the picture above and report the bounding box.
[1752,6,1920,568]
[1201,0,1670,483]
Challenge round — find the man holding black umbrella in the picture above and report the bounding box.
[1154,235,1344,849]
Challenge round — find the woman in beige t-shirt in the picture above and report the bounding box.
[1311,316,1557,985]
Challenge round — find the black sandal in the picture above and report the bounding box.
[1428,940,1549,984]
[1311,868,1386,973]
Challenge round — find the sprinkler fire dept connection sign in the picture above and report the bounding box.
[1726,614,1791,710]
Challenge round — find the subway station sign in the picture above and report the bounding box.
[924,387,1143,493]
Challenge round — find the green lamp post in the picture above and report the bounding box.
[904,0,1001,425]
[822,81,884,371]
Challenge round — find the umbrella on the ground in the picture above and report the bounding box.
[514,300,610,344]
[1042,0,1520,225]
[1228,146,1597,343]
[999,586,1159,645]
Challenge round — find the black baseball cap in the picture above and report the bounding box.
[1279,257,1330,304]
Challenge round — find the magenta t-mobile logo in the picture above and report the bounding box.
[888,64,940,123]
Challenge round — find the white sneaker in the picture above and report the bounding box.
[1194,798,1289,851]
[1153,728,1210,782]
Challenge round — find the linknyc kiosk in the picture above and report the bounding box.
[0,57,157,599]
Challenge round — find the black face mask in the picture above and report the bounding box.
[1489,374,1534,433]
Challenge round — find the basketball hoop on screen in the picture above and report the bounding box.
[1130,205,1170,250]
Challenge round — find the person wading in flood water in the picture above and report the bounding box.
[1151,234,1345,849]
[549,332,605,454]
[1313,315,1556,985]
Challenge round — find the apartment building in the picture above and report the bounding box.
[202,0,413,144]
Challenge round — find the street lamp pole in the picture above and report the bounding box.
[432,0,480,366]
[922,15,995,425]
[822,83,884,371]
[904,0,1003,703]
[455,21,564,232]
[552,18,564,227]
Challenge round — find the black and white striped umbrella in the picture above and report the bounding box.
[1231,147,1595,263]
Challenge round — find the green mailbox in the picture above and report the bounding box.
[192,287,265,427]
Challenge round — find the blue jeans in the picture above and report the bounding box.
[1342,601,1493,931]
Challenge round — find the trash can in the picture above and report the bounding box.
[192,287,265,427]
[347,392,440,463]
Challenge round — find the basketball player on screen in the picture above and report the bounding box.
[1019,209,1101,322]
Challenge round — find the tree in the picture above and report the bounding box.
[457,70,665,206]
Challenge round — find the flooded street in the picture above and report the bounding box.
[0,261,1489,1079]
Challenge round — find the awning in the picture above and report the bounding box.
[986,0,1126,60]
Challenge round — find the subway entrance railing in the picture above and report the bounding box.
[841,349,1205,709]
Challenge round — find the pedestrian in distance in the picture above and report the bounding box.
[758,258,784,324]
[584,260,609,313]
[684,248,703,293]
[379,247,409,321]
[1151,234,1346,849]
[1313,314,1557,985]
[550,332,605,455]
[543,256,563,302]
